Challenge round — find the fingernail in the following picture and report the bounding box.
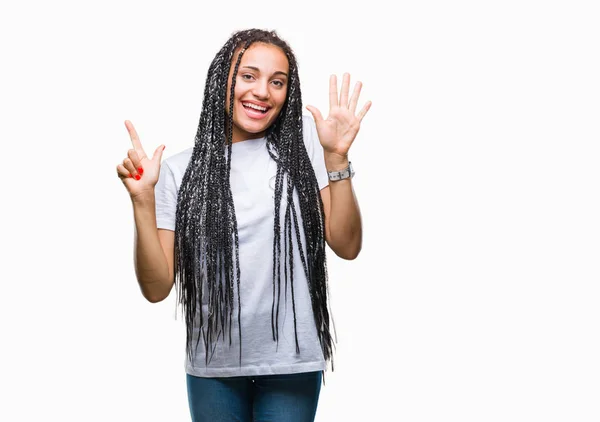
[138,167,144,175]
[135,174,141,180]
[129,173,133,178]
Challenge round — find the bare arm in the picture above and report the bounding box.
[116,120,173,303]
[131,192,175,302]
[320,156,362,260]
[307,73,371,261]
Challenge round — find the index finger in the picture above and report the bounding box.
[124,120,145,153]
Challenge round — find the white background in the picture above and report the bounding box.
[1,0,599,421]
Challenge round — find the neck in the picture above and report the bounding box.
[231,126,266,144]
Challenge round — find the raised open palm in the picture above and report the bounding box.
[116,120,165,199]
[306,73,371,158]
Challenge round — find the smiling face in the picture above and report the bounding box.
[226,42,290,143]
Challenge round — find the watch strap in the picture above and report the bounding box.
[327,162,355,181]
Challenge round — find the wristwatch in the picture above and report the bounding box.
[327,162,355,181]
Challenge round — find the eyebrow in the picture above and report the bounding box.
[241,66,288,78]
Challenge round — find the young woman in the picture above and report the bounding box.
[116,28,371,422]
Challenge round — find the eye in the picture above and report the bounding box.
[271,80,285,88]
[241,74,255,81]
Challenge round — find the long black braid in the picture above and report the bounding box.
[174,29,334,367]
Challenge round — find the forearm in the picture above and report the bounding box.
[324,154,362,259]
[131,191,172,302]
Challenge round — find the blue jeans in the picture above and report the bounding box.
[186,371,322,422]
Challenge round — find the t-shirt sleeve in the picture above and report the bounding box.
[155,160,178,231]
[304,115,329,191]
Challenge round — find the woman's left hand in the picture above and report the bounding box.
[306,73,371,160]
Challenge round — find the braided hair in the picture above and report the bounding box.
[174,28,333,367]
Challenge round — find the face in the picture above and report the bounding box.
[226,42,289,143]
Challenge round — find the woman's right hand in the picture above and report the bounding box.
[116,120,166,199]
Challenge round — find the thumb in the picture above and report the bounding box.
[152,144,166,162]
[305,105,324,123]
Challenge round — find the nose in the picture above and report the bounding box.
[251,78,270,99]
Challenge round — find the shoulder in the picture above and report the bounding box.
[301,113,317,133]
[161,147,194,174]
[301,114,319,149]
[156,147,194,196]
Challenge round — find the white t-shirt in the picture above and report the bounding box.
[155,115,330,377]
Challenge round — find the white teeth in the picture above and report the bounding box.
[243,102,267,112]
